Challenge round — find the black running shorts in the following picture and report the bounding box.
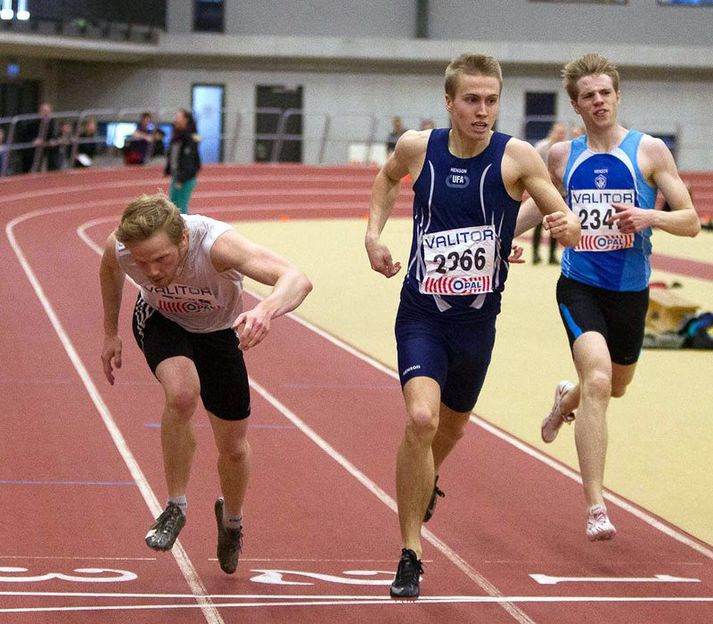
[131,295,250,421]
[556,275,649,366]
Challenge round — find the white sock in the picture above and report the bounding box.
[168,495,187,516]
[224,512,243,530]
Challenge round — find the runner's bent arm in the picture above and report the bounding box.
[507,139,580,248]
[365,131,423,277]
[610,136,700,238]
[211,230,313,350]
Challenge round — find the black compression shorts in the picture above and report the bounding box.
[131,295,250,421]
[556,275,649,366]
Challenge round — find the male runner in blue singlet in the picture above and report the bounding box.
[365,53,581,599]
[516,53,700,542]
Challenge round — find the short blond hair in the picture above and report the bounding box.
[115,193,185,245]
[445,53,503,98]
[562,53,620,100]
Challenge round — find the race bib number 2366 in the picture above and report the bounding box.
[420,225,496,296]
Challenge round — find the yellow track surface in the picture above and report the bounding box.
[237,216,713,547]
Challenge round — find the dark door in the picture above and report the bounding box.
[0,79,40,117]
[254,85,303,163]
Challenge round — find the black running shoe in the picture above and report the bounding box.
[214,497,243,574]
[145,502,186,551]
[390,548,423,599]
[423,476,445,523]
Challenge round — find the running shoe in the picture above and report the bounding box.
[214,497,243,574]
[390,548,423,599]
[586,504,617,541]
[423,476,445,523]
[145,502,186,551]
[541,380,576,443]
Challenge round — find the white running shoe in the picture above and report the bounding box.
[540,380,575,443]
[586,504,617,541]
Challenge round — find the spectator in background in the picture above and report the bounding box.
[152,127,166,157]
[15,102,57,173]
[420,119,435,130]
[0,127,8,175]
[76,117,98,167]
[165,108,201,215]
[55,120,75,170]
[532,122,568,264]
[386,116,406,156]
[124,112,155,165]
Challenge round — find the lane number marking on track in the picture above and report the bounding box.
[0,567,137,583]
[250,569,393,586]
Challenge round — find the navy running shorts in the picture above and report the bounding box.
[394,303,496,413]
[556,275,649,366]
[131,295,251,421]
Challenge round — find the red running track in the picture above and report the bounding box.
[1,164,712,623]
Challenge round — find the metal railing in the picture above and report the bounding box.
[1,107,702,177]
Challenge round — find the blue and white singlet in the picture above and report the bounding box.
[400,128,521,321]
[561,129,657,291]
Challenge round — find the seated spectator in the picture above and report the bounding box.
[152,127,166,157]
[385,116,405,156]
[54,120,75,170]
[75,117,98,167]
[15,102,57,173]
[123,112,155,165]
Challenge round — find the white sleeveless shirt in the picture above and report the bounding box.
[116,215,244,333]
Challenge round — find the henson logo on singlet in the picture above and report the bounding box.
[445,167,470,188]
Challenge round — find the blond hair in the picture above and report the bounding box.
[444,53,503,98]
[562,53,620,100]
[115,193,185,245]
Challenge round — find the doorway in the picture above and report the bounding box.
[191,83,224,164]
[254,85,303,163]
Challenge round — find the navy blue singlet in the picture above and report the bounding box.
[400,128,522,322]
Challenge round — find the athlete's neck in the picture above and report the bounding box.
[448,129,492,159]
[585,125,628,153]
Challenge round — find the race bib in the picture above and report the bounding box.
[571,189,634,252]
[420,225,496,296]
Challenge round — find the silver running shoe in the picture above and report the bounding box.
[541,380,575,443]
[586,504,617,541]
[145,502,186,551]
[215,497,243,574]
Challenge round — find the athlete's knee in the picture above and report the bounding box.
[218,438,250,465]
[610,381,629,399]
[438,416,469,443]
[164,385,200,418]
[581,369,611,401]
[405,403,438,439]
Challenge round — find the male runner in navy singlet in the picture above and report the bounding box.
[516,53,700,542]
[365,53,581,599]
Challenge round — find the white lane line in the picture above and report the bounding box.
[281,305,713,562]
[76,204,713,611]
[1,594,713,615]
[248,379,535,624]
[9,192,712,622]
[6,207,224,624]
[530,573,700,585]
[2,590,712,601]
[78,211,532,623]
